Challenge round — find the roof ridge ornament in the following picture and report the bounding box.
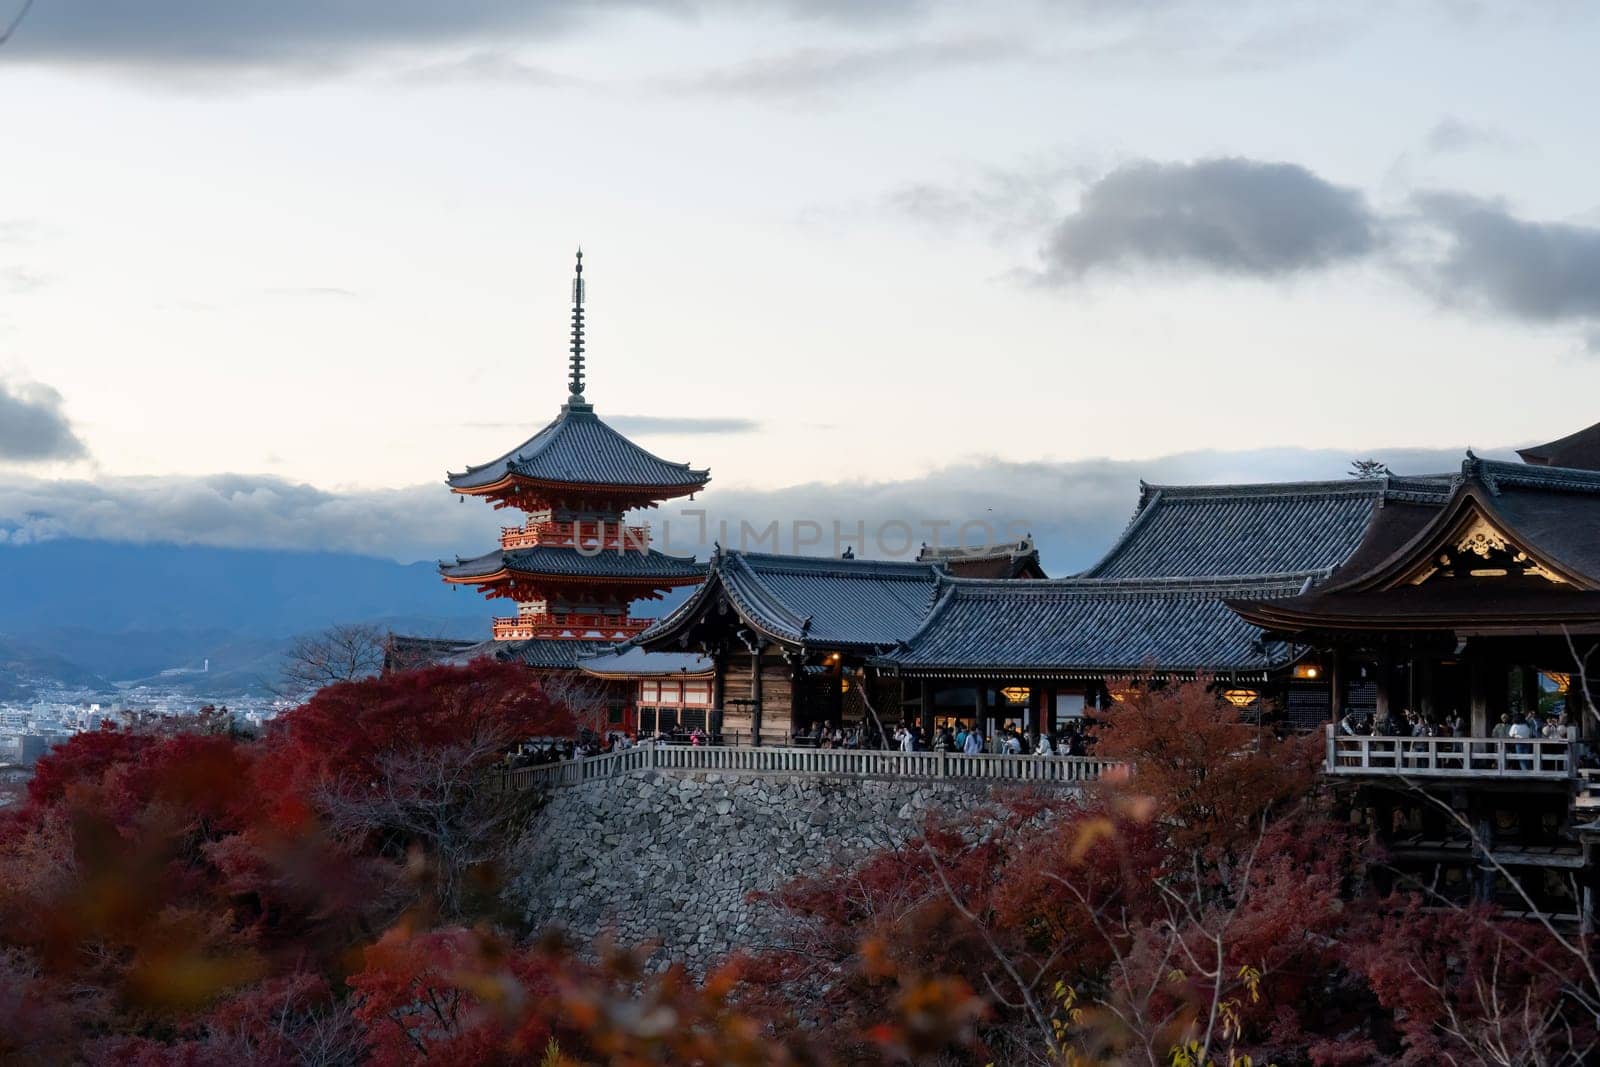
[567,248,588,406]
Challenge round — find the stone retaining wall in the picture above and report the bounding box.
[506,768,1058,969]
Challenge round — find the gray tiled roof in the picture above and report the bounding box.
[487,638,618,669]
[874,574,1311,678]
[447,404,710,492]
[426,636,655,670]
[578,645,714,677]
[1516,420,1600,471]
[440,545,705,582]
[1080,476,1453,581]
[1459,458,1600,583]
[640,551,946,651]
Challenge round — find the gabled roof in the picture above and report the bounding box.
[637,550,946,652]
[1517,420,1600,472]
[440,545,705,584]
[873,573,1309,679]
[578,645,714,679]
[382,635,616,670]
[1231,456,1600,635]
[1080,476,1454,581]
[488,638,619,669]
[446,403,710,493]
[917,538,1047,579]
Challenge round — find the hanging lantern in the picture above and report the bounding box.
[1223,688,1261,708]
[1000,686,1030,705]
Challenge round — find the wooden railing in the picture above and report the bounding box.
[1325,726,1576,780]
[490,613,652,641]
[499,520,651,551]
[501,745,1117,792]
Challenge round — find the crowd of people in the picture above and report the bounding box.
[507,720,1104,766]
[1338,706,1579,741]
[792,719,1095,756]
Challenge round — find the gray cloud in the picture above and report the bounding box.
[1411,192,1600,332]
[985,151,1600,347]
[882,156,1090,242]
[393,50,576,88]
[0,473,500,562]
[671,35,1028,98]
[0,381,88,463]
[0,444,1504,571]
[1423,116,1517,156]
[4,2,599,69]
[3,0,934,74]
[1042,157,1382,281]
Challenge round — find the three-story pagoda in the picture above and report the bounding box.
[440,252,708,667]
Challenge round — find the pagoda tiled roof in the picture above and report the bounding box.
[639,550,946,651]
[440,545,705,583]
[1080,475,1454,581]
[873,573,1309,679]
[446,403,710,493]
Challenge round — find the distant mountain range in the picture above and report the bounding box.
[0,539,494,697]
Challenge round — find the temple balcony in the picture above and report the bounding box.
[1325,726,1576,780]
[499,519,651,551]
[491,612,653,641]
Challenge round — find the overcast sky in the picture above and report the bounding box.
[2,1,1598,564]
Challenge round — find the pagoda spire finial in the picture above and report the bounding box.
[568,248,587,404]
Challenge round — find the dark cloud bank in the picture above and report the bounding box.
[0,381,87,462]
[0,444,1513,574]
[1044,158,1380,280]
[2,0,925,70]
[1034,156,1600,348]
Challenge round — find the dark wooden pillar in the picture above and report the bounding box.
[1469,653,1490,735]
[750,642,765,746]
[919,680,934,739]
[1417,657,1435,721]
[972,685,985,748]
[1474,797,1497,905]
[786,651,805,733]
[1374,651,1393,725]
[711,650,727,738]
[1486,658,1511,727]
[1329,651,1342,724]
[1519,666,1541,719]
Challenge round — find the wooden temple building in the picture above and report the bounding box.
[1230,450,1600,924]
[391,255,1600,921]
[625,475,1462,743]
[614,437,1600,924]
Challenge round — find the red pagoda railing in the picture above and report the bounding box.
[499,520,651,551]
[492,612,653,641]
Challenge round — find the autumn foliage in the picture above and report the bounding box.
[2,672,1597,1064]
